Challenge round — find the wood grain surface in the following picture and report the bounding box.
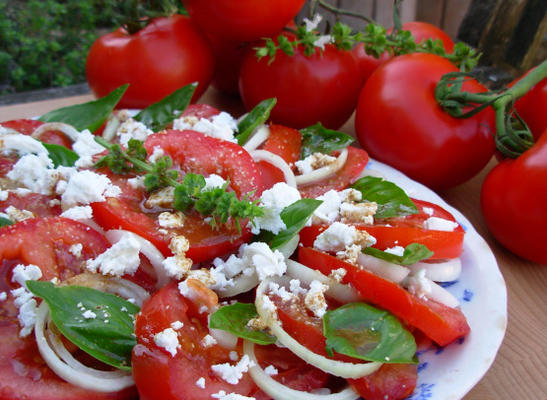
[0,89,545,400]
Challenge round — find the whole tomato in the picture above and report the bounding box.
[239,40,362,129]
[355,53,495,189]
[513,74,546,141]
[86,15,214,109]
[207,36,248,96]
[182,0,305,42]
[481,129,547,264]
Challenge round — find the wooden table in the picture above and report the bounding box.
[0,89,545,400]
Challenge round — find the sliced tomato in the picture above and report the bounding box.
[0,193,62,219]
[298,247,470,346]
[1,119,72,148]
[132,282,257,400]
[298,146,369,198]
[348,363,418,400]
[182,103,220,119]
[0,217,136,400]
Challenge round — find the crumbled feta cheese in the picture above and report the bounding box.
[229,351,239,361]
[203,174,227,191]
[336,244,362,265]
[329,268,347,282]
[61,170,121,208]
[72,129,105,168]
[251,182,301,234]
[289,279,308,296]
[11,264,42,288]
[144,186,175,209]
[314,222,376,253]
[405,269,432,299]
[148,146,165,163]
[158,211,185,229]
[173,112,238,143]
[211,391,255,400]
[11,288,37,337]
[1,134,48,157]
[60,205,93,221]
[294,152,337,175]
[340,201,377,225]
[424,217,459,232]
[264,365,278,376]
[0,190,8,201]
[86,235,141,277]
[268,282,296,302]
[69,243,83,258]
[261,295,277,316]
[211,354,255,385]
[312,190,343,224]
[6,153,55,194]
[4,206,34,222]
[127,176,146,189]
[384,246,405,257]
[195,377,206,389]
[171,320,184,330]
[82,310,97,319]
[116,118,153,146]
[201,334,217,348]
[162,236,192,280]
[304,280,328,318]
[153,327,180,357]
[240,242,286,281]
[0,292,6,301]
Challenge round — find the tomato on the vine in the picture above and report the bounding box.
[355,53,495,189]
[481,128,547,264]
[513,74,546,141]
[86,15,214,109]
[182,0,305,42]
[239,38,362,129]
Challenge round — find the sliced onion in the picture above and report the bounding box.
[216,273,259,298]
[244,340,360,400]
[105,229,169,289]
[250,150,297,188]
[102,114,122,142]
[209,327,238,349]
[242,124,270,152]
[32,122,80,142]
[0,126,22,135]
[285,259,362,304]
[357,253,410,284]
[255,277,382,379]
[408,258,462,282]
[276,234,300,259]
[35,303,135,392]
[295,147,348,186]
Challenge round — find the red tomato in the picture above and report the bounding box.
[182,103,220,119]
[0,217,136,400]
[1,119,72,148]
[351,45,390,85]
[396,22,455,53]
[132,282,257,400]
[481,128,547,264]
[182,0,305,42]
[298,247,470,346]
[348,364,418,400]
[0,193,62,219]
[298,146,369,198]
[86,15,214,109]
[299,199,464,260]
[207,37,248,96]
[239,39,362,129]
[355,53,495,189]
[513,74,547,141]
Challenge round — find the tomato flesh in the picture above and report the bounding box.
[1,119,73,148]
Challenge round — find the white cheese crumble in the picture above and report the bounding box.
[153,327,180,357]
[116,118,153,146]
[171,320,184,330]
[72,129,106,168]
[4,206,34,222]
[0,190,9,201]
[294,152,337,175]
[60,205,93,221]
[61,170,121,208]
[240,242,286,281]
[211,391,255,400]
[10,264,43,337]
[203,174,227,191]
[173,112,238,143]
[1,134,49,157]
[264,365,279,376]
[384,246,405,257]
[201,334,218,348]
[12,264,42,288]
[405,269,432,299]
[69,243,83,258]
[314,222,376,253]
[424,217,459,232]
[0,292,6,301]
[195,377,206,389]
[158,211,185,229]
[251,182,302,235]
[211,354,255,385]
[162,236,192,280]
[304,280,328,318]
[86,235,141,277]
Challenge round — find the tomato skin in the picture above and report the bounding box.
[239,41,362,129]
[355,53,495,189]
[86,15,214,109]
[207,37,247,96]
[298,247,470,346]
[397,22,455,53]
[513,75,547,141]
[348,363,417,400]
[481,129,547,264]
[182,0,305,42]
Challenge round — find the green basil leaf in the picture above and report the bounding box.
[362,243,433,265]
[134,83,197,131]
[42,142,79,167]
[323,302,417,364]
[39,84,128,132]
[0,217,13,227]
[270,199,323,249]
[209,302,276,345]
[236,98,277,145]
[351,176,418,218]
[300,123,354,159]
[27,281,139,371]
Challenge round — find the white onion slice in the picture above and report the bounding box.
[357,253,410,284]
[255,278,382,379]
[409,258,462,282]
[0,126,22,135]
[102,114,122,142]
[242,125,270,152]
[244,340,360,400]
[209,327,238,349]
[250,149,297,188]
[423,278,460,308]
[216,273,259,298]
[285,259,362,304]
[276,234,300,259]
[105,229,169,289]
[35,303,135,392]
[32,122,80,142]
[295,147,348,186]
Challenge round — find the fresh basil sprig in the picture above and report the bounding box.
[209,302,276,345]
[39,84,128,132]
[351,176,418,218]
[134,83,196,131]
[0,217,13,227]
[323,302,417,364]
[42,142,79,167]
[27,281,139,370]
[362,243,433,265]
[299,123,354,159]
[236,98,277,145]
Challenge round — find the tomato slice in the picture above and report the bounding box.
[348,363,418,400]
[298,146,369,198]
[0,217,136,400]
[182,103,220,119]
[1,119,72,148]
[132,282,257,400]
[0,193,62,219]
[298,247,470,346]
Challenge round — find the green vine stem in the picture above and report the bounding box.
[317,0,374,24]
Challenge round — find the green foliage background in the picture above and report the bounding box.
[0,0,119,95]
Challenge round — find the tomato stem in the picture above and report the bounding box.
[317,1,374,25]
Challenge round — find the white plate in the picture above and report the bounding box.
[365,159,507,400]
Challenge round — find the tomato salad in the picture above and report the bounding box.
[0,87,469,400]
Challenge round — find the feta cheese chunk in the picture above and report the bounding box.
[116,118,153,146]
[154,327,180,357]
[424,217,459,232]
[61,170,121,208]
[314,222,376,253]
[86,235,141,277]
[294,152,337,175]
[251,182,301,234]
[173,112,238,143]
[211,354,255,385]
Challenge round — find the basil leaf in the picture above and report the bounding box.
[323,302,417,364]
[270,199,323,249]
[362,243,433,265]
[134,83,197,131]
[0,217,13,227]
[42,142,79,167]
[300,123,354,159]
[351,176,418,218]
[236,98,277,145]
[39,84,128,132]
[209,302,276,345]
[27,281,139,370]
